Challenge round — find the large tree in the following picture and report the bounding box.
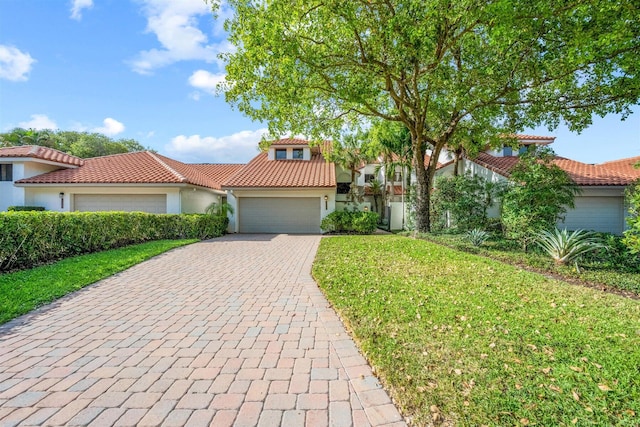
[0,129,147,158]
[213,0,639,231]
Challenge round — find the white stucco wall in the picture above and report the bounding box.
[180,187,222,214]
[21,186,194,213]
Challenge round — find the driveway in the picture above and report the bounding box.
[0,234,405,427]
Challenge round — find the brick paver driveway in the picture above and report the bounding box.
[0,234,405,427]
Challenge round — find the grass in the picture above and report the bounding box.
[0,239,197,324]
[313,235,640,426]
[416,233,640,296]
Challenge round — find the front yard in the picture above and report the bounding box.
[313,235,640,426]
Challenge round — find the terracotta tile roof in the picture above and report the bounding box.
[599,156,640,177]
[512,134,556,142]
[16,151,233,190]
[364,184,407,195]
[0,145,84,166]
[270,138,314,146]
[188,164,245,190]
[470,153,640,186]
[223,151,336,188]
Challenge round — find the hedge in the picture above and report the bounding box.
[7,206,45,212]
[0,211,228,272]
[320,210,379,234]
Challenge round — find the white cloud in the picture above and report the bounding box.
[70,0,93,20]
[129,0,232,74]
[188,69,225,96]
[18,114,58,130]
[0,45,35,82]
[164,128,269,163]
[92,117,125,136]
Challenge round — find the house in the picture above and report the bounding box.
[222,138,336,233]
[0,145,243,215]
[435,135,640,234]
[2,136,637,235]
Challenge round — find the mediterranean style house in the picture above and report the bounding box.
[1,136,638,234]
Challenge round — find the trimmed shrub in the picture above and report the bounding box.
[7,206,45,211]
[321,211,379,234]
[0,211,228,272]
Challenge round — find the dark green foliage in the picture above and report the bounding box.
[7,206,45,212]
[320,211,379,234]
[623,180,640,255]
[501,148,580,250]
[431,174,504,232]
[0,212,228,272]
[0,128,148,158]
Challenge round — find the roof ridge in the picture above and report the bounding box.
[147,152,188,183]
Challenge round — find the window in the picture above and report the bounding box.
[394,171,402,182]
[292,148,304,159]
[503,146,513,156]
[364,174,375,183]
[0,164,12,181]
[337,182,351,194]
[275,149,286,160]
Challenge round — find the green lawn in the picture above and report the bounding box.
[0,239,197,324]
[416,232,640,295]
[313,235,640,426]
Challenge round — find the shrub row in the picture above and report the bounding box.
[0,211,228,272]
[7,206,45,212]
[320,210,379,234]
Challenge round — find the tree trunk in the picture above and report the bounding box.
[413,138,445,233]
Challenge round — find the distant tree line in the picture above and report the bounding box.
[0,128,150,158]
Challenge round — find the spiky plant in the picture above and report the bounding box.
[465,228,490,247]
[536,228,605,266]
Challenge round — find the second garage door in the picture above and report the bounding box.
[561,196,624,234]
[239,197,320,234]
[74,194,167,213]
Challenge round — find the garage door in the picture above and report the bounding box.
[239,197,320,234]
[560,196,624,234]
[74,194,167,213]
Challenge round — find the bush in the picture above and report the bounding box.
[321,211,379,234]
[623,180,640,255]
[501,148,580,250]
[464,228,490,247]
[431,174,504,232]
[7,206,45,211]
[535,228,604,265]
[0,211,228,272]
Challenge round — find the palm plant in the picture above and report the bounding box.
[465,228,490,247]
[205,201,234,218]
[536,228,605,268]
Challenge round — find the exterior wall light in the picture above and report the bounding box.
[323,195,328,210]
[59,192,64,209]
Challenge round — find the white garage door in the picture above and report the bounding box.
[74,194,167,213]
[239,197,320,234]
[560,196,624,235]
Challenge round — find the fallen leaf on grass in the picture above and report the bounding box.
[549,384,562,393]
[542,367,552,374]
[520,418,529,425]
[598,384,612,391]
[569,366,582,372]
[572,391,580,401]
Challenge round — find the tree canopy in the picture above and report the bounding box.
[0,128,148,158]
[213,0,640,231]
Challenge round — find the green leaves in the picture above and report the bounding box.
[536,228,606,265]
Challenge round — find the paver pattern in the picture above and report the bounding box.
[0,234,405,426]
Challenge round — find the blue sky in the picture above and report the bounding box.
[0,0,638,165]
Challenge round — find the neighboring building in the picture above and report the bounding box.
[435,135,640,235]
[0,145,243,215]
